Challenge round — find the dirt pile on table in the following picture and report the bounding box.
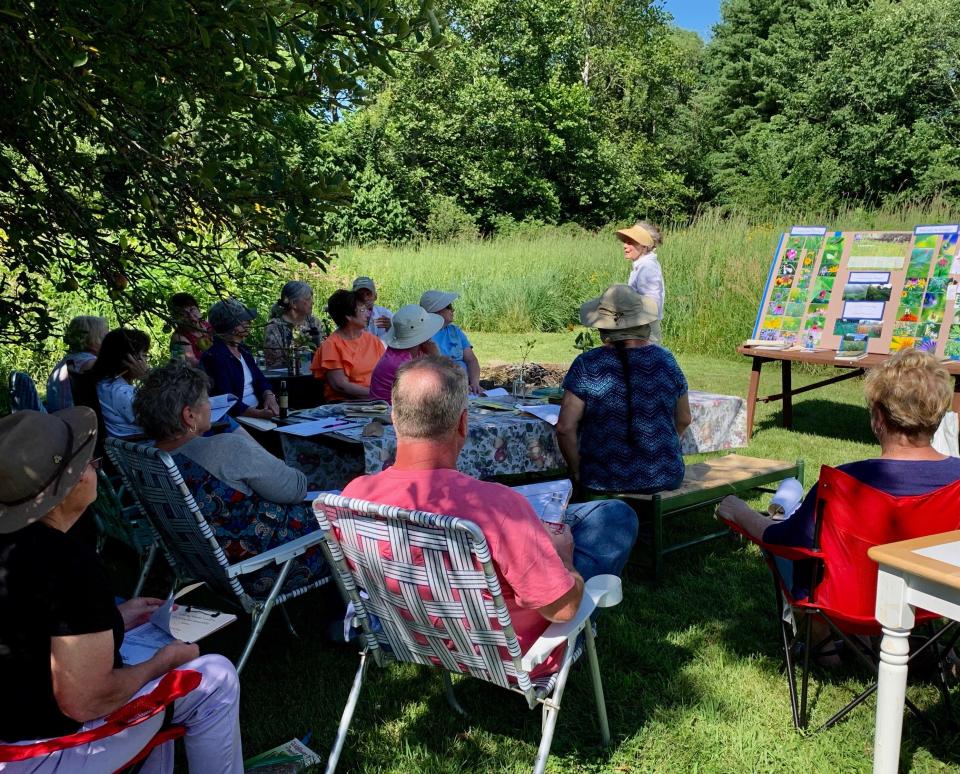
[480,363,567,390]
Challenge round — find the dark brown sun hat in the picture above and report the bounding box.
[0,407,97,533]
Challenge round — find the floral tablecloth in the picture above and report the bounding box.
[683,390,748,455]
[279,390,746,490]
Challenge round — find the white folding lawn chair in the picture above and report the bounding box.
[314,492,622,774]
[106,438,331,673]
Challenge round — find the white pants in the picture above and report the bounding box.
[0,655,242,773]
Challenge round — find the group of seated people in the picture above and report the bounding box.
[6,258,960,768]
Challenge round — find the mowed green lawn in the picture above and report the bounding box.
[120,338,960,773]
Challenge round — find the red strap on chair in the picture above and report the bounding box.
[0,669,201,762]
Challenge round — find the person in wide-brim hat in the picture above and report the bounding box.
[369,304,443,403]
[557,284,691,497]
[0,407,97,532]
[0,407,245,767]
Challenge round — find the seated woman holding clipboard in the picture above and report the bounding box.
[0,408,242,772]
[134,361,328,596]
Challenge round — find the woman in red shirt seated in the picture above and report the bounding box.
[311,289,385,401]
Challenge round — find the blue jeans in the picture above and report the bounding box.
[564,500,638,580]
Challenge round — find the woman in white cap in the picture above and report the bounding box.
[557,284,691,495]
[420,289,484,394]
[0,408,242,772]
[616,220,664,343]
[368,305,442,403]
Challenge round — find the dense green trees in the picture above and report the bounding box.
[305,0,701,242]
[698,0,960,209]
[0,0,440,341]
[2,0,958,345]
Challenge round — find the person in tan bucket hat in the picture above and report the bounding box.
[557,284,691,496]
[616,220,664,343]
[368,304,443,403]
[0,409,244,770]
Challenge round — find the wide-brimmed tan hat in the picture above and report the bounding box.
[382,304,444,349]
[0,407,97,533]
[419,290,459,314]
[615,224,655,248]
[580,285,659,330]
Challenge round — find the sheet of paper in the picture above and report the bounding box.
[209,394,237,423]
[484,387,509,397]
[275,418,362,436]
[842,300,885,320]
[515,403,561,426]
[512,479,573,523]
[948,286,959,301]
[236,416,277,432]
[848,271,891,284]
[913,540,960,568]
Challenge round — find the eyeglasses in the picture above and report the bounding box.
[88,457,103,472]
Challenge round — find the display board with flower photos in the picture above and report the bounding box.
[751,225,960,359]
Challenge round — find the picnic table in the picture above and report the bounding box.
[279,389,747,490]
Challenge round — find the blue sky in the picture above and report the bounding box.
[660,0,722,40]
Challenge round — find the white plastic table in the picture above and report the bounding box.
[869,531,960,773]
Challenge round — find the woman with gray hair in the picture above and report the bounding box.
[557,285,691,495]
[45,315,109,411]
[133,361,328,595]
[263,280,325,370]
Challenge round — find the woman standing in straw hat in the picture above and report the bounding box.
[557,285,691,495]
[616,220,664,344]
[368,305,442,403]
[0,408,242,771]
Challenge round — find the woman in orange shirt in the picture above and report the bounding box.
[311,289,386,401]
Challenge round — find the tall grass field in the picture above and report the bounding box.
[2,200,958,392]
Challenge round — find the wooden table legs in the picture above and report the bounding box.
[781,360,793,429]
[745,356,766,438]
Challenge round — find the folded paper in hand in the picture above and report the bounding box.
[512,479,573,523]
[209,394,237,423]
[120,582,236,665]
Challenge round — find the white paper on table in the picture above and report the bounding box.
[914,540,960,568]
[484,387,510,397]
[209,394,237,423]
[515,403,560,426]
[948,285,959,300]
[275,418,361,436]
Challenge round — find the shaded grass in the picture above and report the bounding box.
[103,344,960,773]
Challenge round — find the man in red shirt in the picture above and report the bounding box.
[342,355,637,675]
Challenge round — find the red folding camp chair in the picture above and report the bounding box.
[721,465,960,732]
[0,669,200,773]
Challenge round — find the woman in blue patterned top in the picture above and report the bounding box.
[557,285,691,494]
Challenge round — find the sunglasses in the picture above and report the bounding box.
[88,457,103,472]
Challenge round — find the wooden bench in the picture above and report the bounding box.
[588,454,804,581]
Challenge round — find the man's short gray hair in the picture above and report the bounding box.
[134,361,211,441]
[392,355,468,439]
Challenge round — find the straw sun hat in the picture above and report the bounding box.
[579,285,659,330]
[0,407,98,533]
[382,304,444,349]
